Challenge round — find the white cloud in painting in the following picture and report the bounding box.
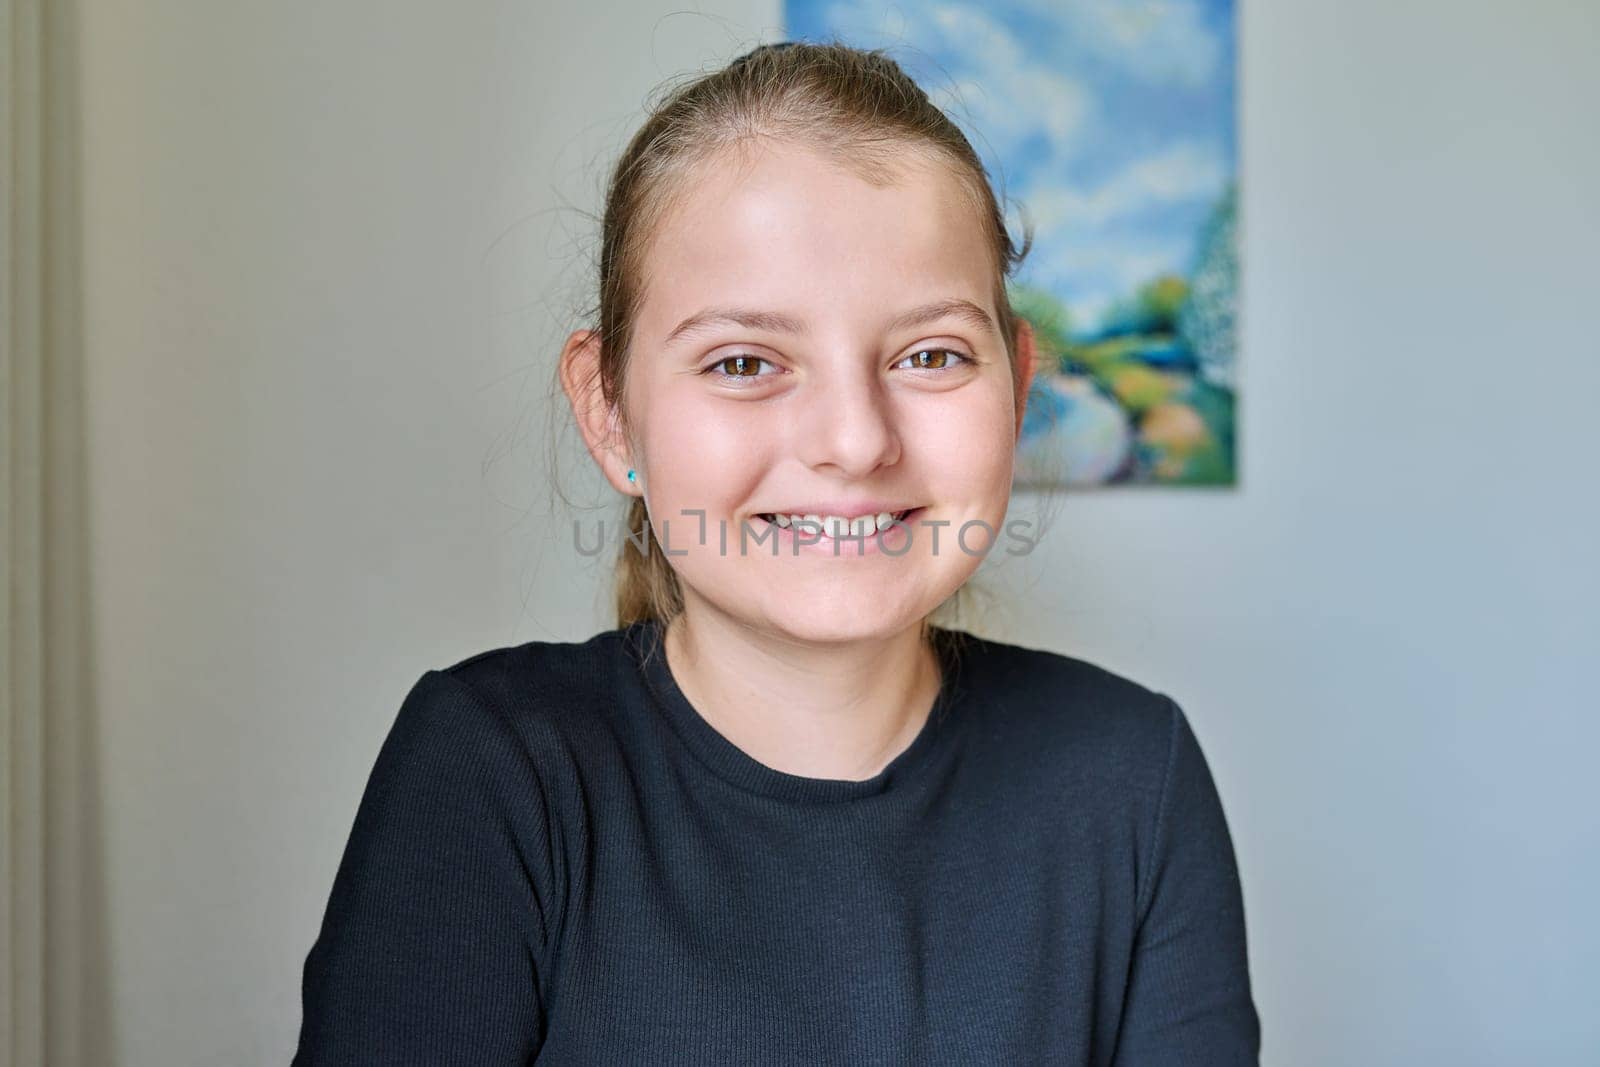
[921,5,1090,155]
[1027,140,1227,230]
[1016,0,1222,88]
[1077,242,1195,291]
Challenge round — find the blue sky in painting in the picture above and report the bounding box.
[784,0,1236,331]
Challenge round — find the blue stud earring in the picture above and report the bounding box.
[627,468,636,484]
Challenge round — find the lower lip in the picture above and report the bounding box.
[746,508,926,557]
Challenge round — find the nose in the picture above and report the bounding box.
[792,362,902,478]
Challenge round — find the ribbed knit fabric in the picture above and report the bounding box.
[292,619,1260,1064]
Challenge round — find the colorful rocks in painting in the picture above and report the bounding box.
[1015,374,1134,486]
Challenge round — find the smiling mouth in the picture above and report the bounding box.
[752,507,922,536]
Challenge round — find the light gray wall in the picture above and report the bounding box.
[74,1,1597,1063]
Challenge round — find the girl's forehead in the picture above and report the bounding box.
[669,139,971,232]
[642,142,992,306]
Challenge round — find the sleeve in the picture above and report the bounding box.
[1112,696,1262,1066]
[292,669,555,1065]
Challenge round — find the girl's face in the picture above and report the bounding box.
[620,139,1033,645]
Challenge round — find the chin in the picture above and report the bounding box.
[753,594,937,647]
[765,619,904,649]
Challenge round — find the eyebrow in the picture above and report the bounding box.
[662,297,998,347]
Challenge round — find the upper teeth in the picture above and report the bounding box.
[761,510,910,536]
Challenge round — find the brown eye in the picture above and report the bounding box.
[702,353,775,380]
[897,347,971,371]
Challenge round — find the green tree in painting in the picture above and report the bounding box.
[1179,182,1238,391]
[1098,274,1188,337]
[1139,275,1188,329]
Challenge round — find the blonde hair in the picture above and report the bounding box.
[573,39,1034,639]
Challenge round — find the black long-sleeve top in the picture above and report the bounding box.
[293,618,1260,1064]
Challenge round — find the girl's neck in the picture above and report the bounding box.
[660,602,942,783]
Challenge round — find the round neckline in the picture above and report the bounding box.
[623,617,971,804]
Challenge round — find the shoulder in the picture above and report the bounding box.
[947,632,1227,911]
[946,629,1181,792]
[397,627,632,775]
[436,627,628,719]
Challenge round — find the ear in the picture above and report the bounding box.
[1013,316,1039,444]
[558,328,639,497]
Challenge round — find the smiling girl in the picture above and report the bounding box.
[296,40,1260,1065]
